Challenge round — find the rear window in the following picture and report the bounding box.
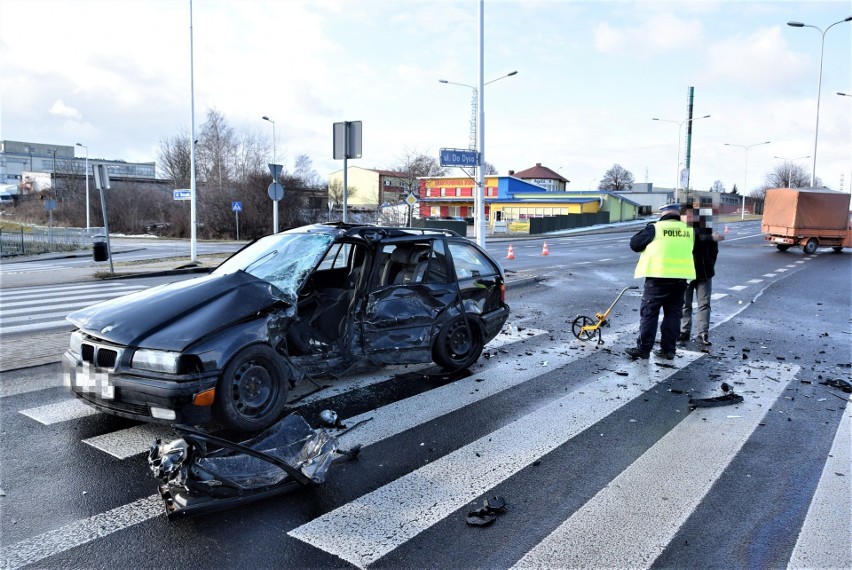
[447,242,498,280]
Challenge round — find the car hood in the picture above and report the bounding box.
[67,271,286,350]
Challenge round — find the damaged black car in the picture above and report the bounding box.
[63,223,510,431]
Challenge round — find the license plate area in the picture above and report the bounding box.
[69,362,115,400]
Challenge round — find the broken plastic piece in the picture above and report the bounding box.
[821,379,852,393]
[148,413,358,519]
[466,495,508,526]
[688,392,744,409]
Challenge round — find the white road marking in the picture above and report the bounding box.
[83,424,176,459]
[763,273,777,278]
[710,293,727,300]
[775,268,789,272]
[0,495,164,570]
[747,279,763,284]
[19,399,99,424]
[514,362,798,569]
[729,285,748,291]
[288,351,703,568]
[788,403,852,570]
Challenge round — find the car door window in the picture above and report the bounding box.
[447,242,497,280]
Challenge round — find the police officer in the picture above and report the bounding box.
[626,203,696,360]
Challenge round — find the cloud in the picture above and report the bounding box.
[49,99,82,120]
[593,11,705,56]
[701,26,808,91]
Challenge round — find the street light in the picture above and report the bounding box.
[439,70,518,245]
[652,114,711,202]
[261,115,278,233]
[838,92,852,97]
[773,154,810,188]
[438,71,518,151]
[724,141,771,220]
[76,142,90,230]
[787,16,852,186]
[588,178,597,189]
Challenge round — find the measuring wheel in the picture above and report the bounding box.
[572,315,599,342]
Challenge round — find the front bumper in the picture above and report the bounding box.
[62,351,219,425]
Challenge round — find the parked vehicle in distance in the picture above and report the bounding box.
[64,223,510,431]
[762,187,852,253]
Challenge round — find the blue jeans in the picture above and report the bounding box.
[636,278,687,353]
[681,278,713,337]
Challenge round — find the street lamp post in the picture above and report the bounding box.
[787,16,852,187]
[588,178,597,189]
[438,69,518,246]
[652,114,711,203]
[261,115,278,233]
[76,142,90,230]
[838,92,852,97]
[724,141,771,220]
[773,154,810,188]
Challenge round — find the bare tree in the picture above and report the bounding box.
[293,155,322,188]
[763,161,813,190]
[328,179,358,209]
[711,180,725,193]
[598,164,634,192]
[157,131,193,188]
[389,149,447,195]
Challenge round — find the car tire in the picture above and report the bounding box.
[433,315,483,370]
[213,344,289,432]
[802,238,818,254]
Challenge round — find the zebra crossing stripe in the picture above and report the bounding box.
[0,495,163,570]
[513,361,798,569]
[788,404,852,569]
[288,351,703,568]
[19,399,99,424]
[83,424,181,459]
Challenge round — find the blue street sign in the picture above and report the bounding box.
[232,201,242,212]
[439,148,479,167]
[173,189,191,201]
[268,182,284,201]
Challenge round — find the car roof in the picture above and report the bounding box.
[283,222,462,241]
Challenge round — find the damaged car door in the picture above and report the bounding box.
[360,238,460,365]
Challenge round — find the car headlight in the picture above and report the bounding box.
[69,331,84,358]
[132,349,182,373]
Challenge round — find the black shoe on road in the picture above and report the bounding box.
[625,347,650,360]
[697,333,712,346]
[653,349,676,360]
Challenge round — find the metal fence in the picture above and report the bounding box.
[0,226,102,257]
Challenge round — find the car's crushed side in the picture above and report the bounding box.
[148,413,361,519]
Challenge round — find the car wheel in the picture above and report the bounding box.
[433,315,483,370]
[213,344,289,432]
[802,238,818,254]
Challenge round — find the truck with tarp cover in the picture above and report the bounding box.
[762,187,852,253]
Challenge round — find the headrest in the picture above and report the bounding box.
[391,247,410,263]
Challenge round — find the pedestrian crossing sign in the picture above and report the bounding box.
[232,201,243,212]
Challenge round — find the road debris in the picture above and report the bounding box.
[466,495,508,526]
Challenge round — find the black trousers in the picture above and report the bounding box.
[635,278,688,353]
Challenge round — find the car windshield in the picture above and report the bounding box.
[213,232,335,299]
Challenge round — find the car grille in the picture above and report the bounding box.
[80,340,123,370]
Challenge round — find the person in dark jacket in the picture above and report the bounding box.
[679,205,724,346]
[626,203,695,360]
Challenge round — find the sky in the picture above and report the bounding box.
[2,0,851,195]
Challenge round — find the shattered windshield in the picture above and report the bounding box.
[213,232,335,299]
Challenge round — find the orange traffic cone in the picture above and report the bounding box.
[541,241,550,256]
[506,244,515,260]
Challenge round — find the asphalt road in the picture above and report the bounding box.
[1,223,850,569]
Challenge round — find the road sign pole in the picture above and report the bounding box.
[343,155,348,223]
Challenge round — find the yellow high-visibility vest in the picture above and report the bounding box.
[634,220,696,279]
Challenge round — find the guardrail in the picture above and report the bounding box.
[0,226,103,257]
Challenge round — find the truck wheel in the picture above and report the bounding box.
[776,244,790,252]
[802,239,818,254]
